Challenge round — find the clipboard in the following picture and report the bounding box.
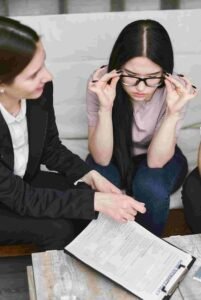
[64,214,195,300]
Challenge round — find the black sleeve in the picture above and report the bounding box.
[0,158,96,220]
[40,82,92,184]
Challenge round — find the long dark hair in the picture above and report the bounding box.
[0,16,39,84]
[108,19,174,194]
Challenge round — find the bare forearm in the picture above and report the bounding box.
[89,110,113,165]
[147,113,180,168]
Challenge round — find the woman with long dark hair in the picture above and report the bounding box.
[0,16,146,251]
[86,19,197,236]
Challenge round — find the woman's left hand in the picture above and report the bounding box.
[164,74,198,116]
[82,170,122,194]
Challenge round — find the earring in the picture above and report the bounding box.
[0,88,5,94]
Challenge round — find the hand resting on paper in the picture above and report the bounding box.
[94,192,146,223]
[82,170,146,223]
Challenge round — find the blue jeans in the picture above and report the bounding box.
[86,146,188,236]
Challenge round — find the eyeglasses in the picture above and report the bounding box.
[120,74,164,87]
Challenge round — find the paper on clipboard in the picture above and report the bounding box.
[65,213,195,300]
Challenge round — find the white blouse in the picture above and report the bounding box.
[0,100,29,177]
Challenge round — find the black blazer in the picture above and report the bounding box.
[0,82,96,220]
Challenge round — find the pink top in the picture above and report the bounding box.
[86,71,186,156]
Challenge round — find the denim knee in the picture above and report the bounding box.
[86,154,121,187]
[133,166,170,236]
[133,166,170,207]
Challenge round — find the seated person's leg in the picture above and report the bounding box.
[182,167,201,233]
[86,154,122,188]
[133,147,188,236]
[0,171,91,251]
[0,203,75,251]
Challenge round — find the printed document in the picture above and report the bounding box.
[65,213,195,300]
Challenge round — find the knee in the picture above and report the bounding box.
[86,154,121,187]
[133,168,169,201]
[85,154,106,173]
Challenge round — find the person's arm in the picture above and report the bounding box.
[40,82,92,184]
[0,157,146,222]
[0,154,96,219]
[88,110,113,166]
[87,68,121,165]
[80,169,146,222]
[94,191,146,223]
[147,112,180,168]
[147,74,198,168]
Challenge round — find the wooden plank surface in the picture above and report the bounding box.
[30,234,201,300]
[27,266,37,300]
[32,250,138,300]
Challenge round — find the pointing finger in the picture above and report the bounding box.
[131,199,146,214]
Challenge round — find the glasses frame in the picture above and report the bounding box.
[120,74,165,87]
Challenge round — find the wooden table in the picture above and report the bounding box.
[166,234,201,300]
[28,234,201,300]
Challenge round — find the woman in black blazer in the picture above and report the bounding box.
[0,17,146,250]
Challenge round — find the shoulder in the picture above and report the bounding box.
[38,81,53,108]
[27,81,54,115]
[42,81,53,100]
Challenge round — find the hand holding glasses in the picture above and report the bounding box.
[89,66,198,113]
[163,72,198,116]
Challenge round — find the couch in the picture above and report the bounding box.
[16,9,201,210]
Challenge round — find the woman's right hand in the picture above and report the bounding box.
[94,192,146,223]
[88,67,121,112]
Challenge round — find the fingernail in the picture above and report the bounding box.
[116,69,122,74]
[100,65,107,68]
[92,80,98,83]
[164,72,169,76]
[177,74,184,77]
[192,85,197,89]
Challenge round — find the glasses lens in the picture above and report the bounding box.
[146,77,163,87]
[121,76,138,86]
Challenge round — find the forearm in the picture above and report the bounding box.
[147,113,180,168]
[0,164,96,219]
[43,139,91,183]
[89,109,114,165]
[41,95,91,183]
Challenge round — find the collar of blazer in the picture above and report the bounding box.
[0,83,50,179]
